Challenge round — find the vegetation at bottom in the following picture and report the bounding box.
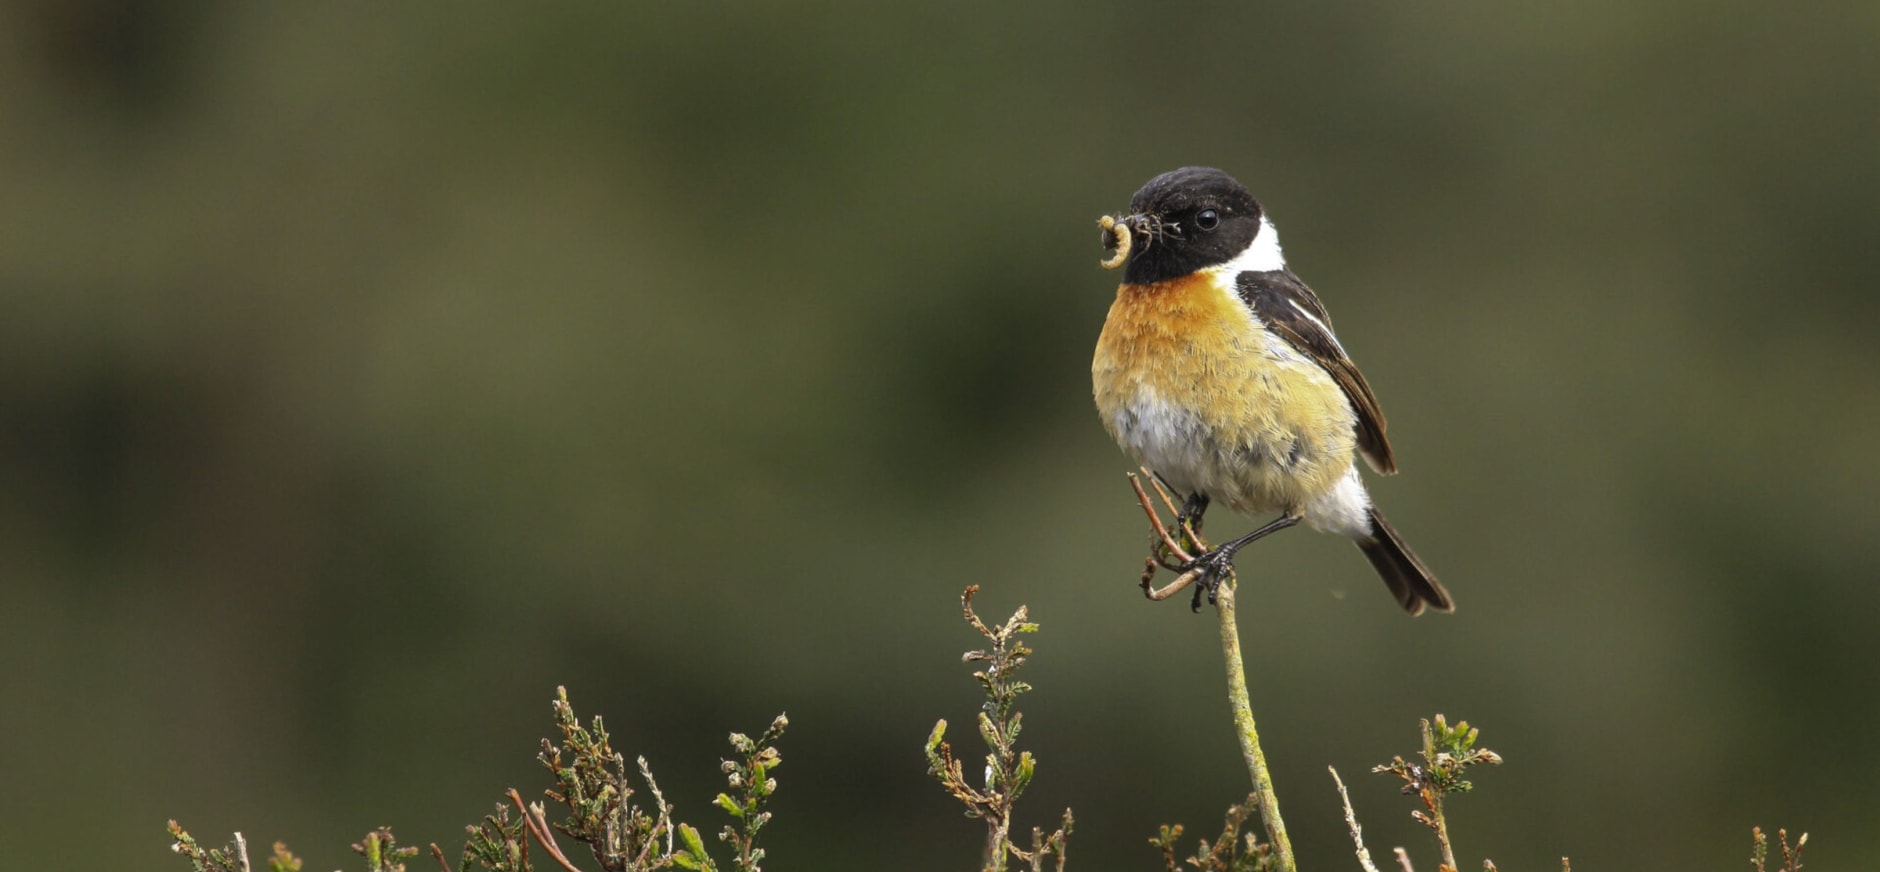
[169,589,1808,872]
[171,685,784,872]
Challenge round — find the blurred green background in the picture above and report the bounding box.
[4,2,1877,869]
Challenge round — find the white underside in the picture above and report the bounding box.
[1302,466,1373,538]
[1110,386,1219,499]
[1112,384,1374,541]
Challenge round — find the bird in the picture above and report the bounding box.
[1090,166,1452,615]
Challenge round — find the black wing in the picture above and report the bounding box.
[1235,269,1397,474]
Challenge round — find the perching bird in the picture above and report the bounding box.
[1091,166,1452,615]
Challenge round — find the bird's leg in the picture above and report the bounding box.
[1148,474,1210,555]
[1182,514,1301,611]
[1177,492,1210,549]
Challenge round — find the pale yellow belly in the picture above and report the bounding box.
[1091,271,1357,515]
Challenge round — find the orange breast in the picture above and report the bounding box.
[1091,271,1356,513]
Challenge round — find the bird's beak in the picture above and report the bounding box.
[1105,213,1150,249]
[1118,212,1154,239]
[1099,210,1167,270]
[1101,212,1152,257]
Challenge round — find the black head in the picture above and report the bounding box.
[1113,167,1265,285]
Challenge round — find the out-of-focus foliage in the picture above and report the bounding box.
[2,2,1875,870]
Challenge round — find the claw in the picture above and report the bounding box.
[1180,548,1236,612]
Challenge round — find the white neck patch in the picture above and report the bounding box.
[1215,214,1287,275]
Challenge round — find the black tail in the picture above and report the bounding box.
[1356,507,1453,615]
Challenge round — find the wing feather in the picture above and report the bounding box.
[1235,270,1398,474]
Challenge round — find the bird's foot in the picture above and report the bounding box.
[1180,547,1238,612]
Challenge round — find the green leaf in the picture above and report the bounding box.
[1011,752,1035,798]
[677,824,718,871]
[266,843,303,872]
[977,712,1000,747]
[716,793,743,817]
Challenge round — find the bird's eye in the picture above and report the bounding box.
[1195,209,1221,231]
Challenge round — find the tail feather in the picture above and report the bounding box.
[1356,507,1453,615]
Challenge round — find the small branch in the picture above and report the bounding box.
[1151,825,1182,872]
[506,788,585,872]
[930,587,1066,872]
[1127,472,1206,601]
[1374,715,1501,872]
[1054,809,1072,872]
[1763,828,1808,872]
[1143,568,1206,601]
[1429,789,1456,872]
[1411,718,1460,872]
[1330,767,1381,872]
[1415,717,1467,872]
[428,843,455,872]
[1127,472,1193,565]
[635,755,676,869]
[233,833,251,872]
[1782,829,1808,872]
[1146,475,1177,512]
[1394,846,1416,872]
[986,804,1012,872]
[1143,471,1184,518]
[1215,577,1295,871]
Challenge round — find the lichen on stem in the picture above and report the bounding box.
[1213,575,1295,870]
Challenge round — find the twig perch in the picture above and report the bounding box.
[1214,569,1295,870]
[1127,473,1206,601]
[1125,470,1296,872]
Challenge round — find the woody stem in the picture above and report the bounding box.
[1214,574,1296,872]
